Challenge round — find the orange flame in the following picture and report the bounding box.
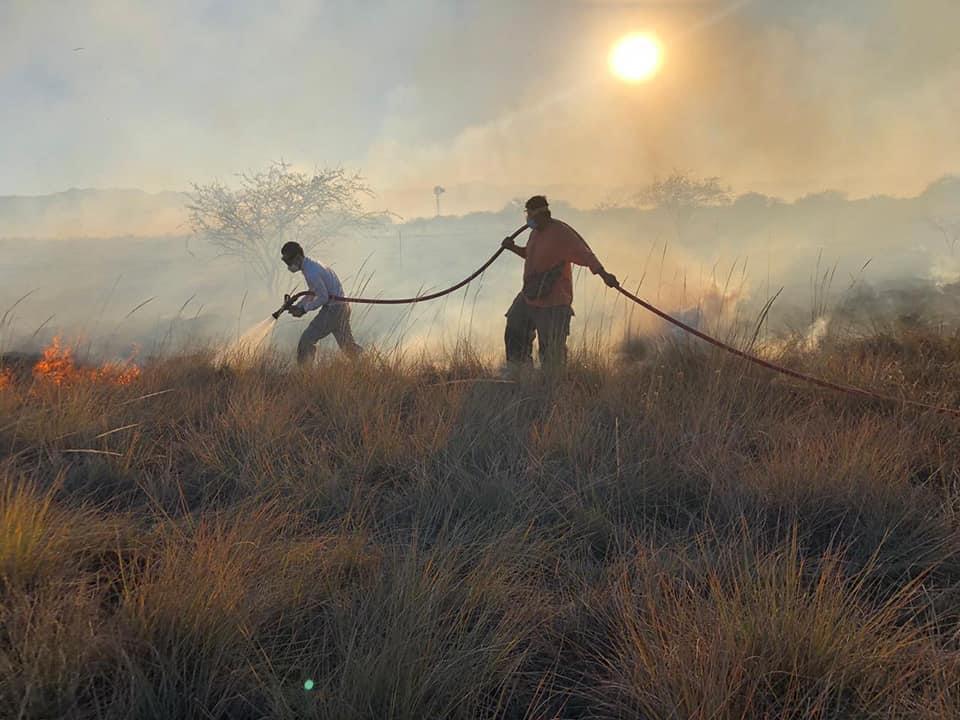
[0,368,12,391]
[32,337,141,386]
[33,336,77,385]
[97,362,141,385]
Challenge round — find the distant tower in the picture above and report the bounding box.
[433,185,445,217]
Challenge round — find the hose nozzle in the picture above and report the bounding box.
[271,294,292,320]
[272,291,314,320]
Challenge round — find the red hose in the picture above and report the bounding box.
[329,247,506,305]
[303,232,960,418]
[615,285,960,418]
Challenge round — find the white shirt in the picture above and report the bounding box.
[296,256,345,311]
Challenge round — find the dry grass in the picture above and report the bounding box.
[2,328,960,719]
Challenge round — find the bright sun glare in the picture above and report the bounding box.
[609,33,662,82]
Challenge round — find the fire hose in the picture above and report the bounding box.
[273,228,960,418]
[612,285,960,419]
[272,291,316,319]
[272,226,526,315]
[329,223,528,305]
[331,247,507,305]
[272,248,506,311]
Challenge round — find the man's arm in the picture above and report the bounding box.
[501,236,527,258]
[298,276,329,312]
[563,225,619,287]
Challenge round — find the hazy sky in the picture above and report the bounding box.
[2,0,958,214]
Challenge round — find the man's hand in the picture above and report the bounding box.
[600,270,620,288]
[501,236,517,250]
[289,305,306,318]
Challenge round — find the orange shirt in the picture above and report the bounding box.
[522,219,602,307]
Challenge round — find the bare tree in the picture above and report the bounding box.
[929,216,960,253]
[187,161,384,292]
[637,172,732,239]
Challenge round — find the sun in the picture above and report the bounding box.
[609,33,663,82]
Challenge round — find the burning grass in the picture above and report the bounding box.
[2,328,960,718]
[0,337,142,394]
[30,336,141,387]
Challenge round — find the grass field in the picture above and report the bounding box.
[2,328,960,719]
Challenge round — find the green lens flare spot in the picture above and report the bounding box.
[304,679,315,691]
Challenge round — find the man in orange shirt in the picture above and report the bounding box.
[500,195,619,366]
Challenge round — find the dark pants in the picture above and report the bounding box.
[297,303,362,364]
[504,293,573,366]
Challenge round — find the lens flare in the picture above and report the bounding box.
[609,33,663,82]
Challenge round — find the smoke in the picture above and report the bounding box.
[803,316,831,352]
[365,0,960,216]
[0,189,189,238]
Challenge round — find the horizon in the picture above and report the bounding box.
[3,171,958,232]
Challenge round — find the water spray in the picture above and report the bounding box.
[214,290,316,366]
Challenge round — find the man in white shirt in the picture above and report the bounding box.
[281,241,362,364]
